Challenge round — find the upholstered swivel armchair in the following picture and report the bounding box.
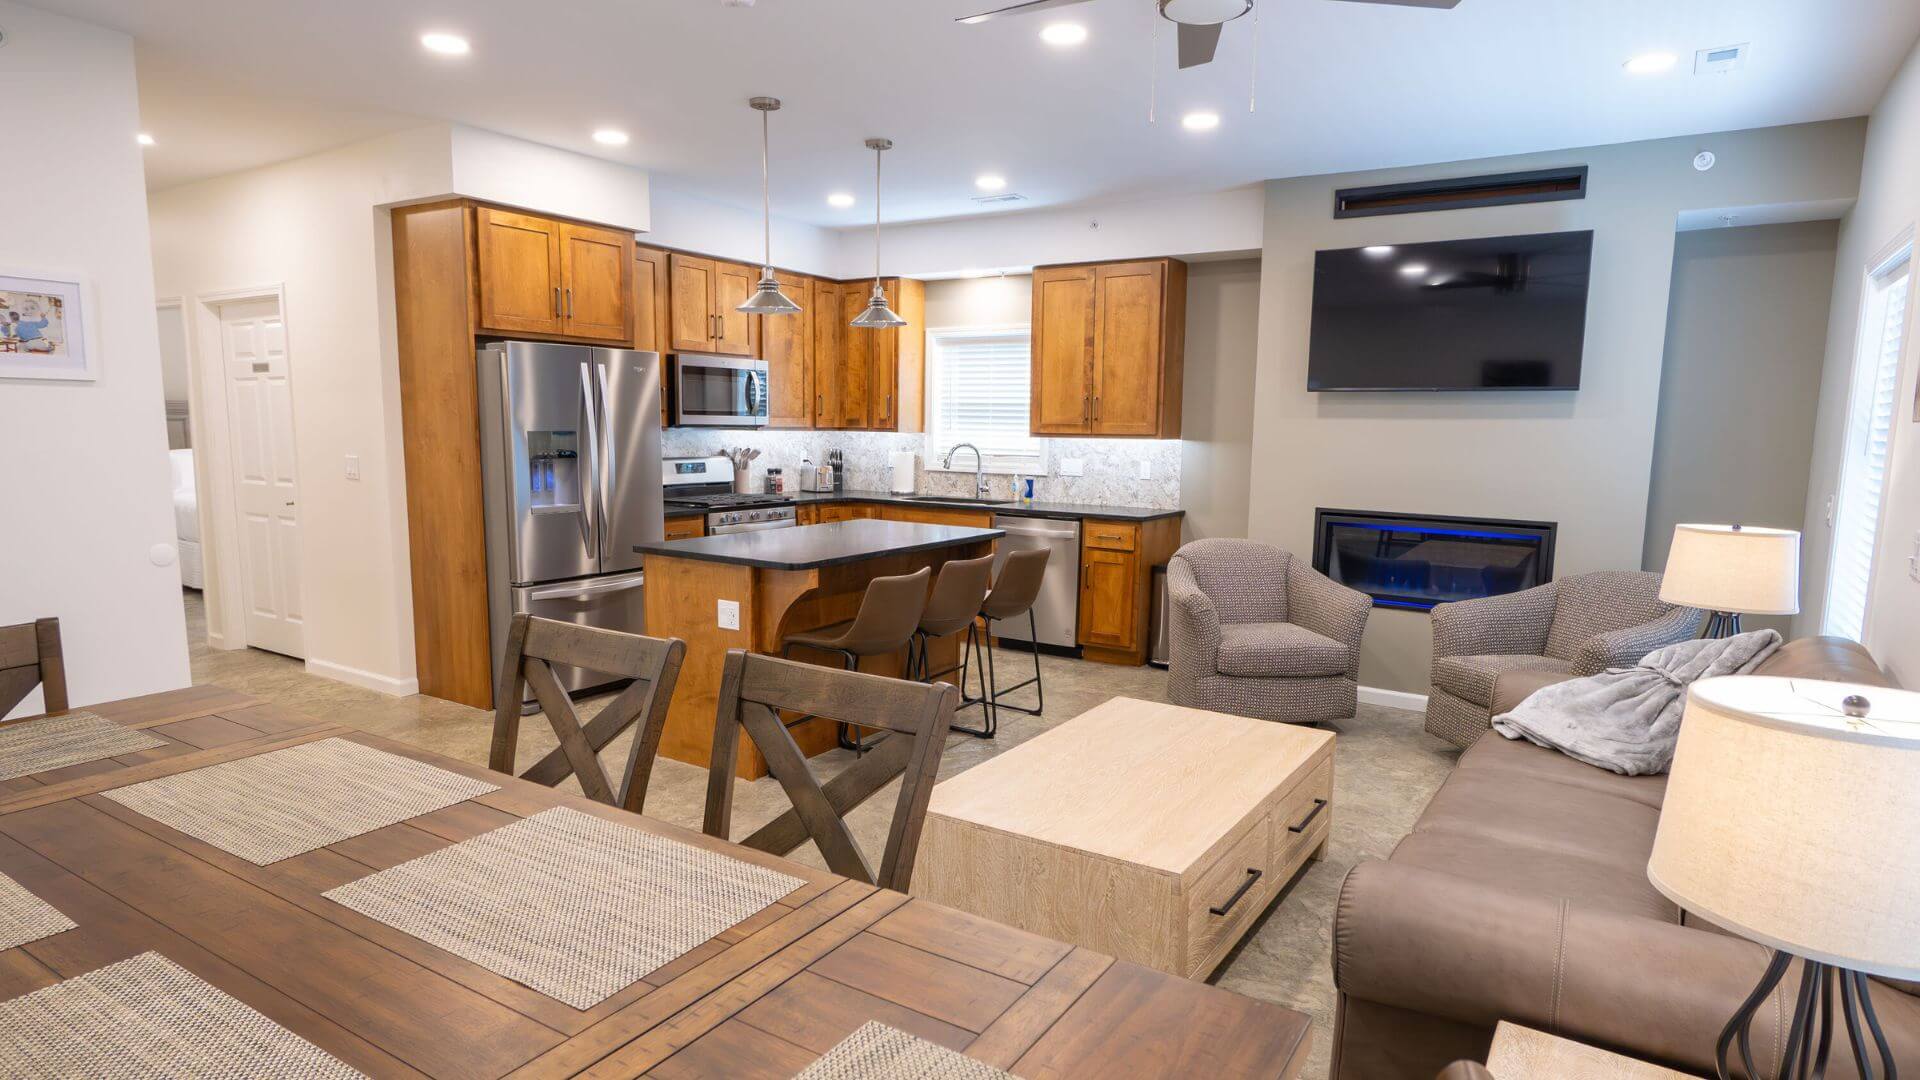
[1424,570,1702,749]
[1167,539,1372,724]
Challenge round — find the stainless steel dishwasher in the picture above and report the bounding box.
[990,514,1081,650]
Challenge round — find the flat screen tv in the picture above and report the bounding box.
[1307,229,1593,391]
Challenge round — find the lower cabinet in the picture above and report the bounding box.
[664,515,705,541]
[1078,547,1138,650]
[1077,517,1181,665]
[877,504,993,529]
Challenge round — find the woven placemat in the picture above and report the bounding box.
[796,1022,1013,1080]
[102,737,497,865]
[0,871,73,952]
[0,710,166,782]
[324,806,804,1009]
[0,951,364,1079]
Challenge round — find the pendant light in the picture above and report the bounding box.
[850,137,906,328]
[737,96,802,316]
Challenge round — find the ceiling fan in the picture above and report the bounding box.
[957,0,1462,69]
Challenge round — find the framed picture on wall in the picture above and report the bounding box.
[0,273,93,381]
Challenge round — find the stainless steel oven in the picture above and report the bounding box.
[671,354,769,428]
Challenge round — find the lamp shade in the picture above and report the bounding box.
[1658,524,1800,614]
[1648,676,1920,979]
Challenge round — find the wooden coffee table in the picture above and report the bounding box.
[913,697,1334,980]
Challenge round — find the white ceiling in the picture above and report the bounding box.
[31,0,1920,226]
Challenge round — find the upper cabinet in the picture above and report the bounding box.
[669,254,759,357]
[1030,258,1186,438]
[815,278,924,432]
[762,271,814,429]
[633,245,672,424]
[475,207,633,342]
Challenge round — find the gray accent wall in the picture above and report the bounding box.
[1245,119,1867,694]
[1180,259,1263,541]
[1643,222,1840,636]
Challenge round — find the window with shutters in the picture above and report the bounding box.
[1823,244,1911,642]
[924,326,1045,474]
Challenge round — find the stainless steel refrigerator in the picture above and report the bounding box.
[477,341,663,704]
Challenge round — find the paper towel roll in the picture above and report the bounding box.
[889,451,917,494]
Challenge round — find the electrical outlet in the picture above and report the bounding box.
[344,454,360,481]
[1136,459,1152,480]
[1059,458,1084,477]
[717,599,740,631]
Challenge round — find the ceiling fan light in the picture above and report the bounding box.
[737,268,802,315]
[1159,0,1252,25]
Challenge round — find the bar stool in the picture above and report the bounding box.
[955,548,1051,739]
[905,553,996,709]
[782,565,931,752]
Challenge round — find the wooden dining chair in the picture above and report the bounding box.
[489,615,685,814]
[0,618,67,718]
[703,650,959,892]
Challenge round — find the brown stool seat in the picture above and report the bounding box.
[781,566,931,753]
[783,621,858,651]
[953,548,1053,739]
[917,555,997,640]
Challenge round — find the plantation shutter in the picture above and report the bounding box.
[1823,253,1910,641]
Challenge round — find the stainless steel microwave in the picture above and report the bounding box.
[670,354,769,428]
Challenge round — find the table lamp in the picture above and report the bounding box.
[1649,675,1920,1079]
[1660,524,1801,637]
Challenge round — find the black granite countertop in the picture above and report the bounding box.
[636,519,1005,571]
[785,489,1182,522]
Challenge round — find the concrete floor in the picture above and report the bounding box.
[180,589,1457,1079]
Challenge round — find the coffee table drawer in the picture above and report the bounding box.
[1275,758,1333,871]
[1186,815,1277,977]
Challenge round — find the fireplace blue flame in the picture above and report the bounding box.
[1312,509,1557,612]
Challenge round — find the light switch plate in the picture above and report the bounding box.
[717,599,741,631]
[344,454,360,481]
[1059,458,1084,477]
[1136,459,1152,480]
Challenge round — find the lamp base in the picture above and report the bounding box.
[1702,610,1744,638]
[1717,950,1896,1080]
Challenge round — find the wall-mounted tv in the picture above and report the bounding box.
[1307,230,1593,391]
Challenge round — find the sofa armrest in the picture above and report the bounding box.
[1334,859,1920,1076]
[1568,606,1703,677]
[1430,583,1558,659]
[1287,562,1371,680]
[1167,557,1222,679]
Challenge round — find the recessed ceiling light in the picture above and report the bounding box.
[1624,51,1678,74]
[1362,245,1394,257]
[419,32,470,56]
[592,128,630,147]
[1040,22,1088,47]
[135,132,155,147]
[1181,110,1221,132]
[827,192,856,208]
[1399,263,1429,276]
[975,174,1007,192]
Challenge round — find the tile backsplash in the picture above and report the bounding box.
[660,429,1182,510]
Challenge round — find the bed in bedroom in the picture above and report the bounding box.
[171,448,204,589]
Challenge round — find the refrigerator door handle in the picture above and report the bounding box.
[579,362,601,561]
[527,572,645,603]
[595,362,616,566]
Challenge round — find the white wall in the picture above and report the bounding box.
[1247,120,1867,693]
[449,125,650,232]
[1180,259,1264,542]
[1803,36,1920,683]
[0,3,190,715]
[645,180,839,276]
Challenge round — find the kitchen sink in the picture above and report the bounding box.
[904,494,1014,505]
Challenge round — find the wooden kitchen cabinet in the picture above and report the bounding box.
[475,207,633,342]
[669,253,759,357]
[810,280,847,428]
[1078,516,1183,666]
[815,278,925,431]
[762,271,814,429]
[664,515,705,541]
[1079,546,1139,650]
[878,503,994,529]
[633,245,672,425]
[1030,258,1185,438]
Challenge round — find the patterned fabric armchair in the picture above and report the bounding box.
[1423,570,1702,749]
[1167,539,1372,724]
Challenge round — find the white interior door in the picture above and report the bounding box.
[218,298,305,658]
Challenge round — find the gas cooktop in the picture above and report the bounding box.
[664,492,795,511]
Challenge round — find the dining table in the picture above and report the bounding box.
[0,684,1313,1078]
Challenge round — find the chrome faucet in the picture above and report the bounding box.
[944,443,990,499]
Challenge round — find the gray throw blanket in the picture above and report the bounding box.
[1491,629,1782,775]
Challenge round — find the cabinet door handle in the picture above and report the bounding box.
[565,288,574,318]
[1288,798,1329,834]
[553,286,561,317]
[883,394,891,420]
[1094,395,1101,420]
[1209,868,1263,917]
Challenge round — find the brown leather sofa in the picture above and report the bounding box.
[1332,636,1920,1079]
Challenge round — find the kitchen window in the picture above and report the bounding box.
[925,325,1044,474]
[1823,242,1911,641]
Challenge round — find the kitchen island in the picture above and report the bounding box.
[637,519,1002,779]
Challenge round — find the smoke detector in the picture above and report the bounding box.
[1694,43,1747,75]
[971,192,1027,206]
[1693,150,1717,172]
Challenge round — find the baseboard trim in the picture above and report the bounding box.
[1359,685,1428,713]
[305,658,419,698]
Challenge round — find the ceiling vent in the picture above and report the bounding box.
[1695,43,1747,75]
[971,192,1028,206]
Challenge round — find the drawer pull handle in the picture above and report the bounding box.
[1209,868,1263,917]
[1288,798,1329,834]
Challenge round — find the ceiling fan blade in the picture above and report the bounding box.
[955,0,1097,25]
[1176,21,1223,68]
[1327,0,1461,8]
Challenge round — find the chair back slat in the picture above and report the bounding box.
[489,615,685,813]
[0,619,67,717]
[704,650,957,891]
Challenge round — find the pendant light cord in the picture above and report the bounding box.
[872,144,883,280]
[761,107,772,269]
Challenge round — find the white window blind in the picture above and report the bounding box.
[1823,248,1911,641]
[925,326,1044,473]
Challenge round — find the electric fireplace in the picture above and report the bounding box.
[1312,509,1556,611]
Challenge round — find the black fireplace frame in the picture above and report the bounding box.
[1311,508,1558,612]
